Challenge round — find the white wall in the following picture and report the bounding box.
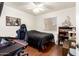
[74,3,79,56]
[0,5,76,44]
[0,5,36,37]
[35,7,76,44]
[76,3,79,44]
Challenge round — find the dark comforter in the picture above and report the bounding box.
[27,30,54,49]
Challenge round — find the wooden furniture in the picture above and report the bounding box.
[68,31,76,56]
[68,31,76,48]
[62,28,76,56]
[58,27,74,45]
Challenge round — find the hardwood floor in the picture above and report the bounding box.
[24,43,69,56]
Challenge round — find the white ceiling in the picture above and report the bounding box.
[5,2,75,15]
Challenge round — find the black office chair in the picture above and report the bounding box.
[16,24,28,42]
[16,24,29,56]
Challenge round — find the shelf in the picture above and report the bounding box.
[58,27,75,45]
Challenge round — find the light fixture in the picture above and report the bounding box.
[25,2,46,14]
[33,7,45,14]
[33,2,45,14]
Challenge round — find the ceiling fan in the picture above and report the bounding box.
[25,2,50,14]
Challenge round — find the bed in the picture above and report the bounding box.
[27,30,55,50]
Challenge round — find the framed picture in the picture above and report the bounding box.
[6,16,21,26]
[44,17,57,31]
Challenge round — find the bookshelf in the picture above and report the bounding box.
[58,27,75,45]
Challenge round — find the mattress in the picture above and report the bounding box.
[27,30,54,49]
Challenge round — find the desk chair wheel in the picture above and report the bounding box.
[15,49,28,56]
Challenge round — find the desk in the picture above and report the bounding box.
[0,43,25,56]
[0,38,28,56]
